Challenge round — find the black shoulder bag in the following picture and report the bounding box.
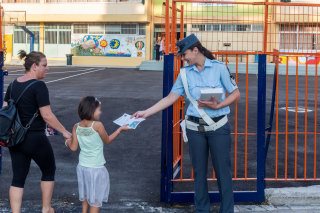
[0,80,39,147]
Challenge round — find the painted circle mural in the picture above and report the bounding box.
[110,39,120,49]
[135,41,145,50]
[100,40,108,48]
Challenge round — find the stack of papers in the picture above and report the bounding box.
[113,113,145,129]
[200,88,223,101]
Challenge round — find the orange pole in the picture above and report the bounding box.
[275,54,279,180]
[294,56,299,179]
[245,54,249,179]
[285,56,289,180]
[180,5,184,40]
[234,54,239,179]
[314,62,318,179]
[165,0,170,55]
[304,61,308,180]
[171,1,177,53]
[313,64,319,179]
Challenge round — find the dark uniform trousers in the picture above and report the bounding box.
[187,122,234,213]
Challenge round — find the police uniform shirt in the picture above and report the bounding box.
[171,58,238,118]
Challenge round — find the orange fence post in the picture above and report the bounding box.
[180,5,184,40]
[171,1,177,53]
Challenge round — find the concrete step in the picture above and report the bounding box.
[266,185,320,206]
[139,60,164,71]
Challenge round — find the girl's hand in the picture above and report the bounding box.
[119,125,131,132]
[132,110,148,119]
[198,97,221,110]
[65,138,71,148]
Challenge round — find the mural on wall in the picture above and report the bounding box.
[71,35,146,57]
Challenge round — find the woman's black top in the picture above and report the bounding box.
[4,79,50,131]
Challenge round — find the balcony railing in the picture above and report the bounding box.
[1,0,143,3]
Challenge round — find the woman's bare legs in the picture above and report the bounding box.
[9,186,24,213]
[41,181,55,213]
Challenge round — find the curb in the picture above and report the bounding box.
[266,185,320,206]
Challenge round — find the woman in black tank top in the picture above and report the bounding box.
[3,50,72,213]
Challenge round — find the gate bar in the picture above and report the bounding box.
[257,54,267,199]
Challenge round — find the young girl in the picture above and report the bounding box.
[66,96,129,213]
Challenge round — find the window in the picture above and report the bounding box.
[221,24,235,31]
[206,24,220,31]
[105,24,121,34]
[280,24,320,51]
[14,31,26,44]
[73,24,88,34]
[45,31,57,44]
[14,25,40,44]
[45,25,58,30]
[59,31,71,44]
[89,24,105,34]
[59,25,71,30]
[192,24,205,31]
[298,33,314,50]
[45,24,71,44]
[121,24,137,34]
[252,24,263,32]
[280,24,297,32]
[236,24,251,32]
[27,31,40,44]
[138,24,146,35]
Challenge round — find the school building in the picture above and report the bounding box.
[2,0,154,66]
[2,0,320,66]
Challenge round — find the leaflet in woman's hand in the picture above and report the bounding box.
[113,113,145,129]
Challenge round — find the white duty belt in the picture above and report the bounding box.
[179,68,228,142]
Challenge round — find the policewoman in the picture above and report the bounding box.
[134,34,240,213]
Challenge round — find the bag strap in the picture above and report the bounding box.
[180,68,215,126]
[11,80,39,104]
[25,113,39,128]
[11,80,40,129]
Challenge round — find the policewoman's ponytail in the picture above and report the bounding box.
[188,42,215,60]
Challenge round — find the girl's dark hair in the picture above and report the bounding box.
[188,41,215,60]
[78,96,101,120]
[18,50,46,72]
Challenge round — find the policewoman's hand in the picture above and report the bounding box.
[133,110,148,119]
[198,97,221,110]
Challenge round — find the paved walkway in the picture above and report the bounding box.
[1,200,320,212]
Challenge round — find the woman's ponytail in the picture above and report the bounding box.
[17,50,46,72]
[18,50,27,60]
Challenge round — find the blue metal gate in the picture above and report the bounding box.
[160,54,267,203]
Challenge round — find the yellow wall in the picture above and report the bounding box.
[4,34,13,63]
[73,56,144,67]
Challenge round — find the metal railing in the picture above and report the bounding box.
[1,0,143,3]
